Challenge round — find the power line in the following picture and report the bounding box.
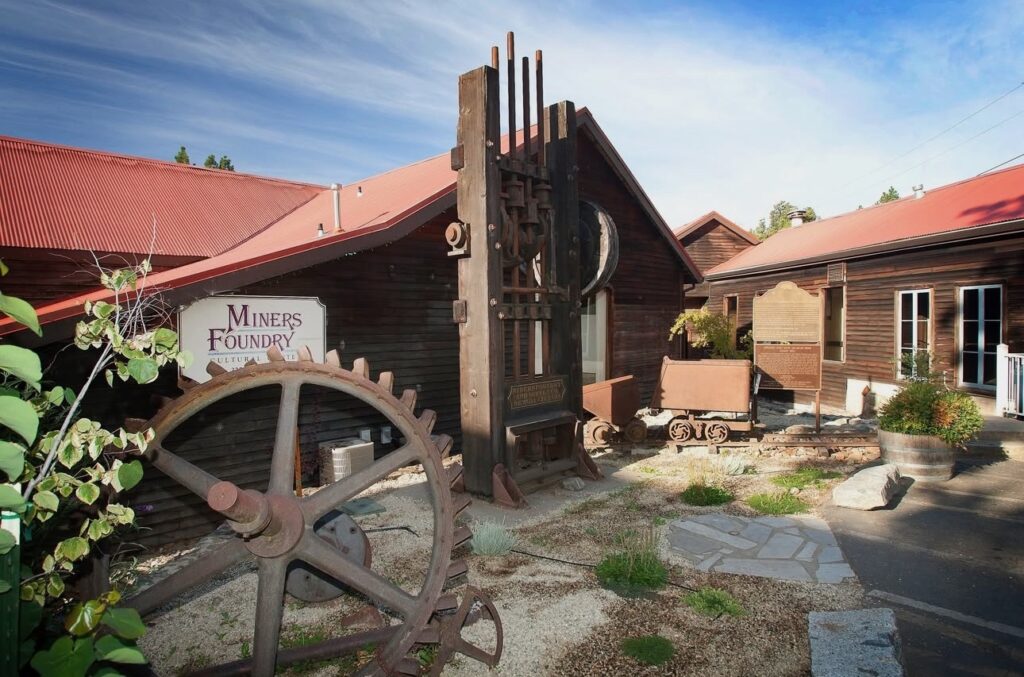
[836,80,1024,193]
[977,151,1024,176]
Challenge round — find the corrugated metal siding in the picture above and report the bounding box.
[0,136,323,257]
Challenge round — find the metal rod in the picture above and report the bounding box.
[491,45,499,69]
[522,56,531,161]
[535,49,544,166]
[506,32,516,159]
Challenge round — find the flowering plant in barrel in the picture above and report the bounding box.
[878,355,983,480]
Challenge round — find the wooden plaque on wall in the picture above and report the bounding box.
[752,281,819,343]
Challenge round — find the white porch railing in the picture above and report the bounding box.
[996,343,1024,417]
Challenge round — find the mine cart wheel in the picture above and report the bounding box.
[706,422,730,445]
[123,348,486,677]
[585,419,616,447]
[623,419,647,445]
[667,416,694,443]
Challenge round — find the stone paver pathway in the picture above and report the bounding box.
[666,513,856,583]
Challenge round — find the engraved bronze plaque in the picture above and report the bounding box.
[507,376,566,410]
[756,343,821,390]
[753,281,819,343]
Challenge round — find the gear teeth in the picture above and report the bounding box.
[446,462,464,488]
[297,346,314,362]
[446,558,468,582]
[453,492,472,518]
[206,361,228,377]
[352,357,369,378]
[377,371,394,393]
[325,349,341,367]
[434,434,453,458]
[124,418,148,433]
[394,658,421,675]
[418,409,437,433]
[177,376,197,391]
[417,624,441,643]
[453,526,472,549]
[434,594,458,614]
[245,359,259,367]
[267,346,286,362]
[400,388,417,411]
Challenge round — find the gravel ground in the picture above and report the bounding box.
[136,442,872,676]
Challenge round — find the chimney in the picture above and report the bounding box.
[331,183,342,233]
[913,183,924,199]
[787,209,808,227]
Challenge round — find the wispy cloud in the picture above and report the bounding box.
[2,0,1022,227]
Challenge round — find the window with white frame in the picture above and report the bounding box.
[898,289,930,377]
[960,285,1002,388]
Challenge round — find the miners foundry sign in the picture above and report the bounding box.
[179,295,326,383]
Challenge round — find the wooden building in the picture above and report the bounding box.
[704,166,1024,415]
[0,112,700,543]
[674,211,758,311]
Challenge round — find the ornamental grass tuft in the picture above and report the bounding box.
[746,492,808,515]
[683,586,746,617]
[621,635,675,666]
[595,528,667,594]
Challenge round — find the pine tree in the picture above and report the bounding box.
[174,146,190,164]
[751,201,818,240]
[218,155,235,171]
[203,154,218,168]
[875,186,900,204]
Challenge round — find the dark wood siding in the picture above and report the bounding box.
[682,221,756,274]
[708,232,1024,409]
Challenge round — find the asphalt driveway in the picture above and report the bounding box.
[823,458,1024,676]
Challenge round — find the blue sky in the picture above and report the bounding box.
[1,0,1022,228]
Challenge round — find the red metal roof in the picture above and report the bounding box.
[0,136,323,257]
[708,162,1024,278]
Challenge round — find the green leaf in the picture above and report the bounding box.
[101,607,146,640]
[30,635,95,677]
[0,345,41,387]
[57,439,84,469]
[65,599,106,636]
[115,461,143,492]
[0,260,7,276]
[55,536,89,563]
[153,327,178,349]
[93,635,147,665]
[0,441,25,481]
[46,573,64,598]
[0,484,25,512]
[0,395,38,444]
[0,292,41,336]
[0,528,15,556]
[87,518,112,541]
[75,483,101,506]
[91,301,117,320]
[33,490,59,513]
[45,387,65,406]
[125,358,158,385]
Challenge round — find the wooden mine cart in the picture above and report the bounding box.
[652,357,754,444]
[582,375,648,446]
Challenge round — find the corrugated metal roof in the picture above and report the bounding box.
[708,162,1024,277]
[0,136,323,257]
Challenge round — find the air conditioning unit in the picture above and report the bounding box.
[318,437,374,484]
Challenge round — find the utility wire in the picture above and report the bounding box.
[836,80,1024,193]
[977,151,1024,176]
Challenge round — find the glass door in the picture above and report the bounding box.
[959,285,1002,388]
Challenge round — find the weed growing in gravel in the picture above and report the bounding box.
[747,492,809,515]
[596,528,667,593]
[680,483,734,506]
[684,587,746,617]
[772,467,842,489]
[471,519,518,556]
[621,635,675,666]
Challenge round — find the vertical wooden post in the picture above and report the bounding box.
[456,66,504,495]
[815,390,821,433]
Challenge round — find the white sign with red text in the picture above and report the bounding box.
[179,295,326,383]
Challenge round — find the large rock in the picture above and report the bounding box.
[809,608,904,676]
[832,465,900,510]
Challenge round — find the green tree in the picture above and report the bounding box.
[217,155,235,171]
[173,146,190,164]
[875,186,900,204]
[203,154,218,169]
[751,201,818,240]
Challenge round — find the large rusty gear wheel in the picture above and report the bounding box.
[124,347,482,676]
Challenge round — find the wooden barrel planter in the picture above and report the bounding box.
[879,429,956,481]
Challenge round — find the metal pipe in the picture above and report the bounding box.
[331,183,341,233]
[522,56,531,161]
[491,45,499,69]
[506,32,516,159]
[535,49,544,166]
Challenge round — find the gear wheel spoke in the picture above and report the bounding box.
[297,530,417,618]
[301,443,416,521]
[146,443,221,501]
[252,558,288,677]
[268,381,302,495]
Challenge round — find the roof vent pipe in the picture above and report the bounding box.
[331,183,342,233]
[913,183,924,199]
[787,209,807,228]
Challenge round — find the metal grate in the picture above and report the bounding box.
[827,262,846,284]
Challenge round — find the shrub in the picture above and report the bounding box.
[684,587,746,617]
[595,529,667,593]
[747,492,808,515]
[771,467,841,490]
[668,308,752,359]
[879,381,983,446]
[680,483,734,506]
[621,635,674,666]
[471,520,518,556]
